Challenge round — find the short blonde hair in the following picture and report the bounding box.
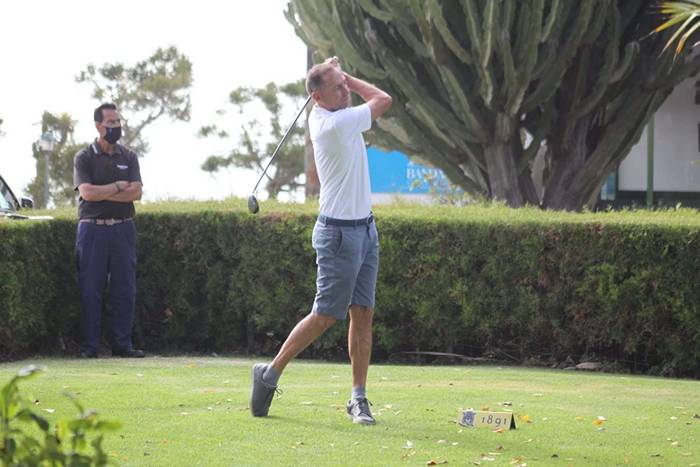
[305,63,336,95]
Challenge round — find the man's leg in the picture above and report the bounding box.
[251,312,336,417]
[345,222,379,424]
[251,220,354,417]
[270,312,337,373]
[348,305,373,390]
[108,221,142,357]
[76,223,109,357]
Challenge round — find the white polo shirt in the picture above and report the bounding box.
[308,103,372,220]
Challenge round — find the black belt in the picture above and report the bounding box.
[79,218,132,225]
[318,214,374,227]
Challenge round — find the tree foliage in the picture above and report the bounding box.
[199,80,307,199]
[25,112,81,208]
[76,45,193,155]
[286,0,700,210]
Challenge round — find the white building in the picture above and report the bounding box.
[610,78,700,207]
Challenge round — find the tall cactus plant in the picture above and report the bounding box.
[286,0,700,210]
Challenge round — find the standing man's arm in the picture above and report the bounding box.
[104,182,142,202]
[78,181,127,202]
[344,73,392,121]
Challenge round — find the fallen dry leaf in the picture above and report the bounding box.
[437,440,448,445]
[519,415,532,424]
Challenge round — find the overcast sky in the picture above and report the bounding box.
[0,0,308,203]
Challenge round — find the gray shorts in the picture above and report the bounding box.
[311,215,379,320]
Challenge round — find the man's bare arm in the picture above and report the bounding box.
[78,182,125,202]
[105,182,142,202]
[323,57,392,121]
[344,73,392,121]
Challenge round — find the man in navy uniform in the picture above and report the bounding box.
[73,102,145,358]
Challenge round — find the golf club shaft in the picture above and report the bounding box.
[251,94,313,194]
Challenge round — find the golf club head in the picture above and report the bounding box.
[248,194,260,214]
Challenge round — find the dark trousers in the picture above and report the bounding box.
[76,220,137,353]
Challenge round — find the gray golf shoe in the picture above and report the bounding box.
[250,363,278,417]
[346,397,376,425]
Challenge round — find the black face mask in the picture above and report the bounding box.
[104,126,122,144]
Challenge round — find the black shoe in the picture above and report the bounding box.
[112,348,145,358]
[79,350,98,359]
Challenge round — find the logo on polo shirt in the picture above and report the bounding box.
[116,164,128,170]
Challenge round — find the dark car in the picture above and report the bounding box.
[1,174,35,219]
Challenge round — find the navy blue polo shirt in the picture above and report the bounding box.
[73,141,142,220]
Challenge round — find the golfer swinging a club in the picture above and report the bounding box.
[251,56,392,424]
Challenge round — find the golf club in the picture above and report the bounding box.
[248,94,313,214]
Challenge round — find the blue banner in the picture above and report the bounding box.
[367,147,451,194]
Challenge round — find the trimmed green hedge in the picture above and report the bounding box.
[1,201,699,376]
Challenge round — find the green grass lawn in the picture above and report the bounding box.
[1,357,699,466]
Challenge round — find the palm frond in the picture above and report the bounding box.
[653,0,700,57]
